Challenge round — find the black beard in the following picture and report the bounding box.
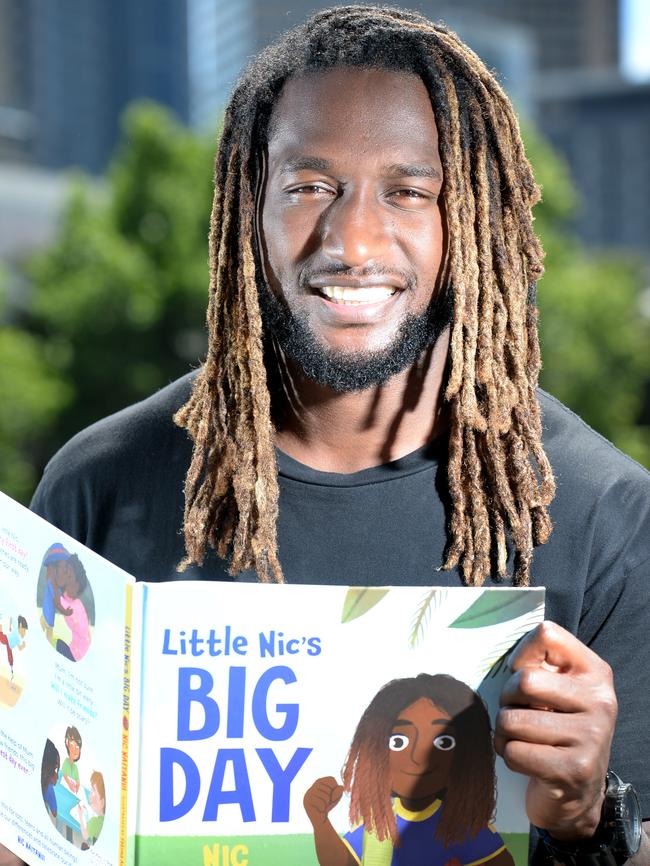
[258,285,452,393]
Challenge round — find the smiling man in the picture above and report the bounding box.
[19,5,650,866]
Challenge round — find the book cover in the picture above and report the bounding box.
[0,492,545,866]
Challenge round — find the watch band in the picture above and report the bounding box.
[537,828,622,866]
[536,770,642,866]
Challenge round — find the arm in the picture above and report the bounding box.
[495,622,650,865]
[304,777,357,866]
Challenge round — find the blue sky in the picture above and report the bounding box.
[622,0,650,79]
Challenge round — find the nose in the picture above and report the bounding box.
[320,186,390,267]
[410,733,433,768]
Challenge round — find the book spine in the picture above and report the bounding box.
[119,582,133,866]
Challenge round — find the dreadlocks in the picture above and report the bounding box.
[174,4,556,586]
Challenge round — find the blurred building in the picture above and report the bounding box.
[433,0,619,73]
[0,0,189,174]
[1,0,649,260]
[536,70,650,254]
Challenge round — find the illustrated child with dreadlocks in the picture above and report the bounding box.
[304,674,514,866]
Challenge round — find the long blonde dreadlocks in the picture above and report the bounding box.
[174,4,556,586]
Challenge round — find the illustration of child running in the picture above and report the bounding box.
[78,770,105,848]
[304,673,514,866]
[0,616,28,682]
[61,726,82,795]
[41,739,61,818]
[55,554,91,662]
[40,543,74,645]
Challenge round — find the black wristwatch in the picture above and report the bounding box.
[537,770,643,866]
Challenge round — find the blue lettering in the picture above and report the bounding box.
[159,748,200,821]
[226,667,246,738]
[177,667,220,740]
[252,666,298,740]
[256,748,312,822]
[203,749,255,822]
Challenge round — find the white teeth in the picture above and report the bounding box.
[319,285,396,304]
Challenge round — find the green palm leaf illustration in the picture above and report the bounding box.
[341,588,390,623]
[479,612,543,676]
[449,590,544,629]
[409,589,447,647]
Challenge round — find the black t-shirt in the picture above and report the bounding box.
[31,373,650,817]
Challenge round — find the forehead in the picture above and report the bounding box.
[395,697,451,723]
[266,67,441,169]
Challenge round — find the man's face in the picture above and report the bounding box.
[259,67,448,391]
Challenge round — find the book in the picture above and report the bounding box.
[0,490,545,866]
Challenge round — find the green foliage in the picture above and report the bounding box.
[0,270,72,500]
[0,105,648,506]
[27,102,216,447]
[524,126,650,467]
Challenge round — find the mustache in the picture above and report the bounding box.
[299,263,416,292]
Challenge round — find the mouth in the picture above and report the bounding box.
[314,285,399,306]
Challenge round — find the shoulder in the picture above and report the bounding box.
[539,391,650,527]
[535,391,650,594]
[30,372,197,540]
[40,372,196,478]
[539,390,650,491]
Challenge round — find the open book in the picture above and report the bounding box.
[0,490,544,866]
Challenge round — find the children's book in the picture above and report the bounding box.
[0,490,545,866]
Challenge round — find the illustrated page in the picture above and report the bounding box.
[0,492,134,866]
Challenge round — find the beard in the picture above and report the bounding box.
[258,282,453,393]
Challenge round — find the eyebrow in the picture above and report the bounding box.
[385,163,442,181]
[393,718,452,727]
[279,156,442,181]
[279,156,332,174]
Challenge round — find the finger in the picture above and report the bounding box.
[499,740,598,787]
[500,667,590,713]
[305,791,334,813]
[495,706,584,749]
[509,622,606,675]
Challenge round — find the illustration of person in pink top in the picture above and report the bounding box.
[55,555,91,662]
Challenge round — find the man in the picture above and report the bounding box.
[6,6,647,866]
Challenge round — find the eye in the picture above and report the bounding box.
[286,183,336,197]
[389,734,410,751]
[433,734,456,751]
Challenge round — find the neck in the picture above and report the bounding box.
[272,328,450,473]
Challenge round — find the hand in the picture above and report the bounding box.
[495,621,617,841]
[304,776,344,827]
[0,843,25,866]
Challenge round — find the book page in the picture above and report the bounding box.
[135,581,544,866]
[0,492,134,866]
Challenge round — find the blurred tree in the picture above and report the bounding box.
[1,106,648,506]
[0,268,72,500]
[27,102,215,448]
[526,127,650,467]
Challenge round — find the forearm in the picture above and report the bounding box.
[312,821,355,866]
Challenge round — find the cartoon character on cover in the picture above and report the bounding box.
[304,674,514,866]
[0,616,28,682]
[61,726,82,794]
[55,554,91,662]
[40,542,74,645]
[41,739,60,818]
[78,770,105,848]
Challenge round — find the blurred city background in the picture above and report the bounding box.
[1,0,649,503]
